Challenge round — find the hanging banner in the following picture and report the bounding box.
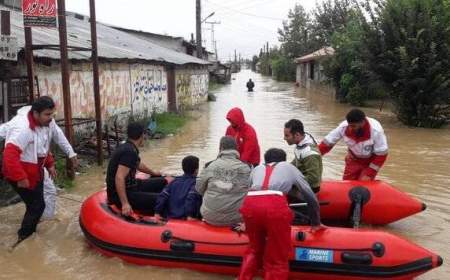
[22,0,57,28]
[0,35,18,61]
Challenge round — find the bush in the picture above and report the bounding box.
[365,0,450,127]
[346,83,368,106]
[272,56,296,81]
[154,112,188,135]
[324,11,370,103]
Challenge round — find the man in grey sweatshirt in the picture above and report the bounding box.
[195,136,251,226]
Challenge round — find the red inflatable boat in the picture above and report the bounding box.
[312,180,425,226]
[80,191,442,280]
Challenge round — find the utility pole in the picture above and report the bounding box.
[266,42,269,58]
[0,10,10,122]
[89,0,103,165]
[24,27,35,103]
[196,0,202,58]
[234,49,237,63]
[205,21,220,60]
[57,0,75,179]
[214,41,218,60]
[0,10,9,35]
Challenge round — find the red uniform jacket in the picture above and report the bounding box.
[225,107,261,166]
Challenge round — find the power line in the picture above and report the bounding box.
[204,0,284,21]
[210,0,276,18]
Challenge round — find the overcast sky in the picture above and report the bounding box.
[66,0,319,61]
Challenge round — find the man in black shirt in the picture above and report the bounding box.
[106,122,172,216]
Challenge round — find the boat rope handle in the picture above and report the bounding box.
[161,230,249,246]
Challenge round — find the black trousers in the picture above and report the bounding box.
[11,181,45,240]
[110,177,167,215]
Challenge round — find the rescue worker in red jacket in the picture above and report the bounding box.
[225,107,261,167]
[2,96,78,244]
[318,109,388,180]
[238,148,322,280]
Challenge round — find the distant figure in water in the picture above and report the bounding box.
[246,79,255,92]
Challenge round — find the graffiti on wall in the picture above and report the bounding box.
[130,64,167,118]
[38,63,133,120]
[176,70,208,111]
[37,63,169,122]
[101,66,131,118]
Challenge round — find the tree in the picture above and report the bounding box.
[323,8,374,104]
[366,0,450,127]
[312,0,357,45]
[278,4,315,59]
[272,55,297,81]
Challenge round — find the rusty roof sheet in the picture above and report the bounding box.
[2,5,210,65]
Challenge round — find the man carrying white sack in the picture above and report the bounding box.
[0,98,77,221]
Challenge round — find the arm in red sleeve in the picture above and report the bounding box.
[240,129,259,164]
[44,152,55,169]
[318,141,333,155]
[362,154,388,179]
[225,126,233,137]
[2,143,27,182]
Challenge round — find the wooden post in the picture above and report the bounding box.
[24,27,35,103]
[57,0,75,178]
[167,66,177,112]
[196,0,202,58]
[89,0,103,165]
[1,10,10,35]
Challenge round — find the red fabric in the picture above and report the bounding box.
[343,152,387,180]
[363,154,387,178]
[320,118,372,156]
[225,107,260,166]
[44,152,55,169]
[27,111,38,130]
[343,153,373,180]
[239,195,293,280]
[2,143,45,190]
[344,118,371,142]
[262,165,275,190]
[318,142,332,155]
[2,143,28,183]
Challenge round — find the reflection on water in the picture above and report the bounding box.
[0,70,448,279]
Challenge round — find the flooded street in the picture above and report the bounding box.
[1,69,449,279]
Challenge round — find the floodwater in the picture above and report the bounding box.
[0,69,449,279]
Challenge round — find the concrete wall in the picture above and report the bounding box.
[296,60,328,88]
[129,64,167,119]
[7,61,209,132]
[34,62,169,123]
[175,68,209,111]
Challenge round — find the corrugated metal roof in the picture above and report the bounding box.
[2,5,210,65]
[295,47,335,63]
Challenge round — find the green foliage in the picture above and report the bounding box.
[251,55,259,72]
[272,56,296,81]
[324,10,375,102]
[154,112,188,135]
[55,158,75,189]
[366,0,450,127]
[312,0,357,45]
[346,82,369,105]
[255,0,450,127]
[278,4,315,58]
[208,81,222,92]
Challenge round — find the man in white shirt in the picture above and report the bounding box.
[318,109,388,180]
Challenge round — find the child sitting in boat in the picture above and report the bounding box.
[154,156,202,220]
